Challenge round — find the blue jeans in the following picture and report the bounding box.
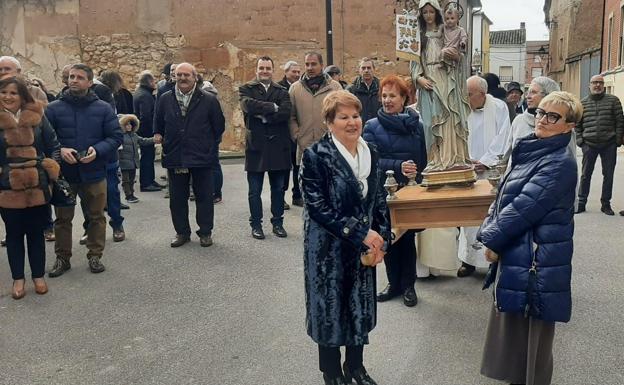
[247,170,287,228]
[139,143,156,189]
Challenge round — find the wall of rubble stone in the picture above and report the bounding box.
[1,0,408,151]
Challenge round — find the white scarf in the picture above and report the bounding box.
[332,135,371,198]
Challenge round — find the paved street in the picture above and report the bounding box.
[1,154,623,385]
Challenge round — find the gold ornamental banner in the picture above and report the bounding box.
[396,9,420,61]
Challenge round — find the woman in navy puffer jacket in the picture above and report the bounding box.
[477,91,582,385]
[363,75,427,307]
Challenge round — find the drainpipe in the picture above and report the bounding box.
[600,0,606,72]
[326,0,334,65]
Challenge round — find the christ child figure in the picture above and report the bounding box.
[442,5,467,69]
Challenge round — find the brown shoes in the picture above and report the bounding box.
[33,278,48,295]
[12,279,26,300]
[170,234,191,247]
[113,228,126,242]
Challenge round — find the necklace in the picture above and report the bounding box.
[355,150,364,193]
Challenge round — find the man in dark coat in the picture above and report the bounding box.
[154,63,225,248]
[347,58,381,124]
[133,71,162,192]
[239,56,292,240]
[156,63,176,102]
[277,60,302,208]
[45,63,123,276]
[576,74,624,215]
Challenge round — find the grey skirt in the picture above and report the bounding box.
[481,305,556,385]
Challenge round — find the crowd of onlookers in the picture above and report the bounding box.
[2,21,623,383]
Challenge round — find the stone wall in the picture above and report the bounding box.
[1,0,411,151]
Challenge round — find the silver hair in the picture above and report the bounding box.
[0,56,21,70]
[467,75,488,93]
[359,57,376,69]
[283,60,299,72]
[531,76,560,96]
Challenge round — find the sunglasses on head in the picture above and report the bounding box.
[535,108,570,124]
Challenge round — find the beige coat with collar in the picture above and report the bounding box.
[289,75,342,164]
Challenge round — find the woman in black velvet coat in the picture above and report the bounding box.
[300,90,390,385]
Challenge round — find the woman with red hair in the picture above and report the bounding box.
[363,75,427,307]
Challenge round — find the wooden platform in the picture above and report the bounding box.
[387,179,496,240]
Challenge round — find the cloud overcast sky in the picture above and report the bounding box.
[480,0,550,41]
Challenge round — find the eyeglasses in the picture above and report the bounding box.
[535,108,568,124]
[590,81,604,85]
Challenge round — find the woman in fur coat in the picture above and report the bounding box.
[300,91,390,385]
[0,77,60,299]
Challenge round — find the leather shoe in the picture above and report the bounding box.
[79,233,88,245]
[457,262,476,277]
[283,201,290,210]
[575,204,586,214]
[272,225,288,238]
[403,286,418,307]
[44,229,55,242]
[323,373,348,385]
[601,204,615,216]
[252,228,265,240]
[12,279,26,300]
[620,210,624,216]
[49,257,71,278]
[170,234,191,247]
[200,234,213,247]
[343,363,378,385]
[292,197,304,207]
[120,203,130,210]
[33,278,48,295]
[88,257,105,273]
[376,283,401,302]
[141,185,162,192]
[113,228,126,242]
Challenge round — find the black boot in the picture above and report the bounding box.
[457,262,475,277]
[323,373,348,385]
[403,286,418,307]
[601,203,615,216]
[376,283,400,302]
[343,363,378,385]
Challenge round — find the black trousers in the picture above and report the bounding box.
[318,344,364,378]
[247,170,287,228]
[578,142,617,205]
[168,167,214,237]
[383,229,416,291]
[1,205,48,280]
[283,146,301,200]
[139,143,156,189]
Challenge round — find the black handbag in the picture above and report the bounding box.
[50,177,76,207]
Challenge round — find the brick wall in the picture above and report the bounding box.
[603,0,623,71]
[0,0,411,151]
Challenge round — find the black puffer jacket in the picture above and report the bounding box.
[576,92,624,147]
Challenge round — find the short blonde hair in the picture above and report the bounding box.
[539,91,584,123]
[322,90,362,124]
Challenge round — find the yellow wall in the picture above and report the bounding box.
[482,21,490,73]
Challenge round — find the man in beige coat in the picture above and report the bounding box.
[289,52,342,165]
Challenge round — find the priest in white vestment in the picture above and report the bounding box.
[457,76,512,277]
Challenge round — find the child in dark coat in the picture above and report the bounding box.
[118,114,154,203]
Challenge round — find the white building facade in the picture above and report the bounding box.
[488,23,527,86]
